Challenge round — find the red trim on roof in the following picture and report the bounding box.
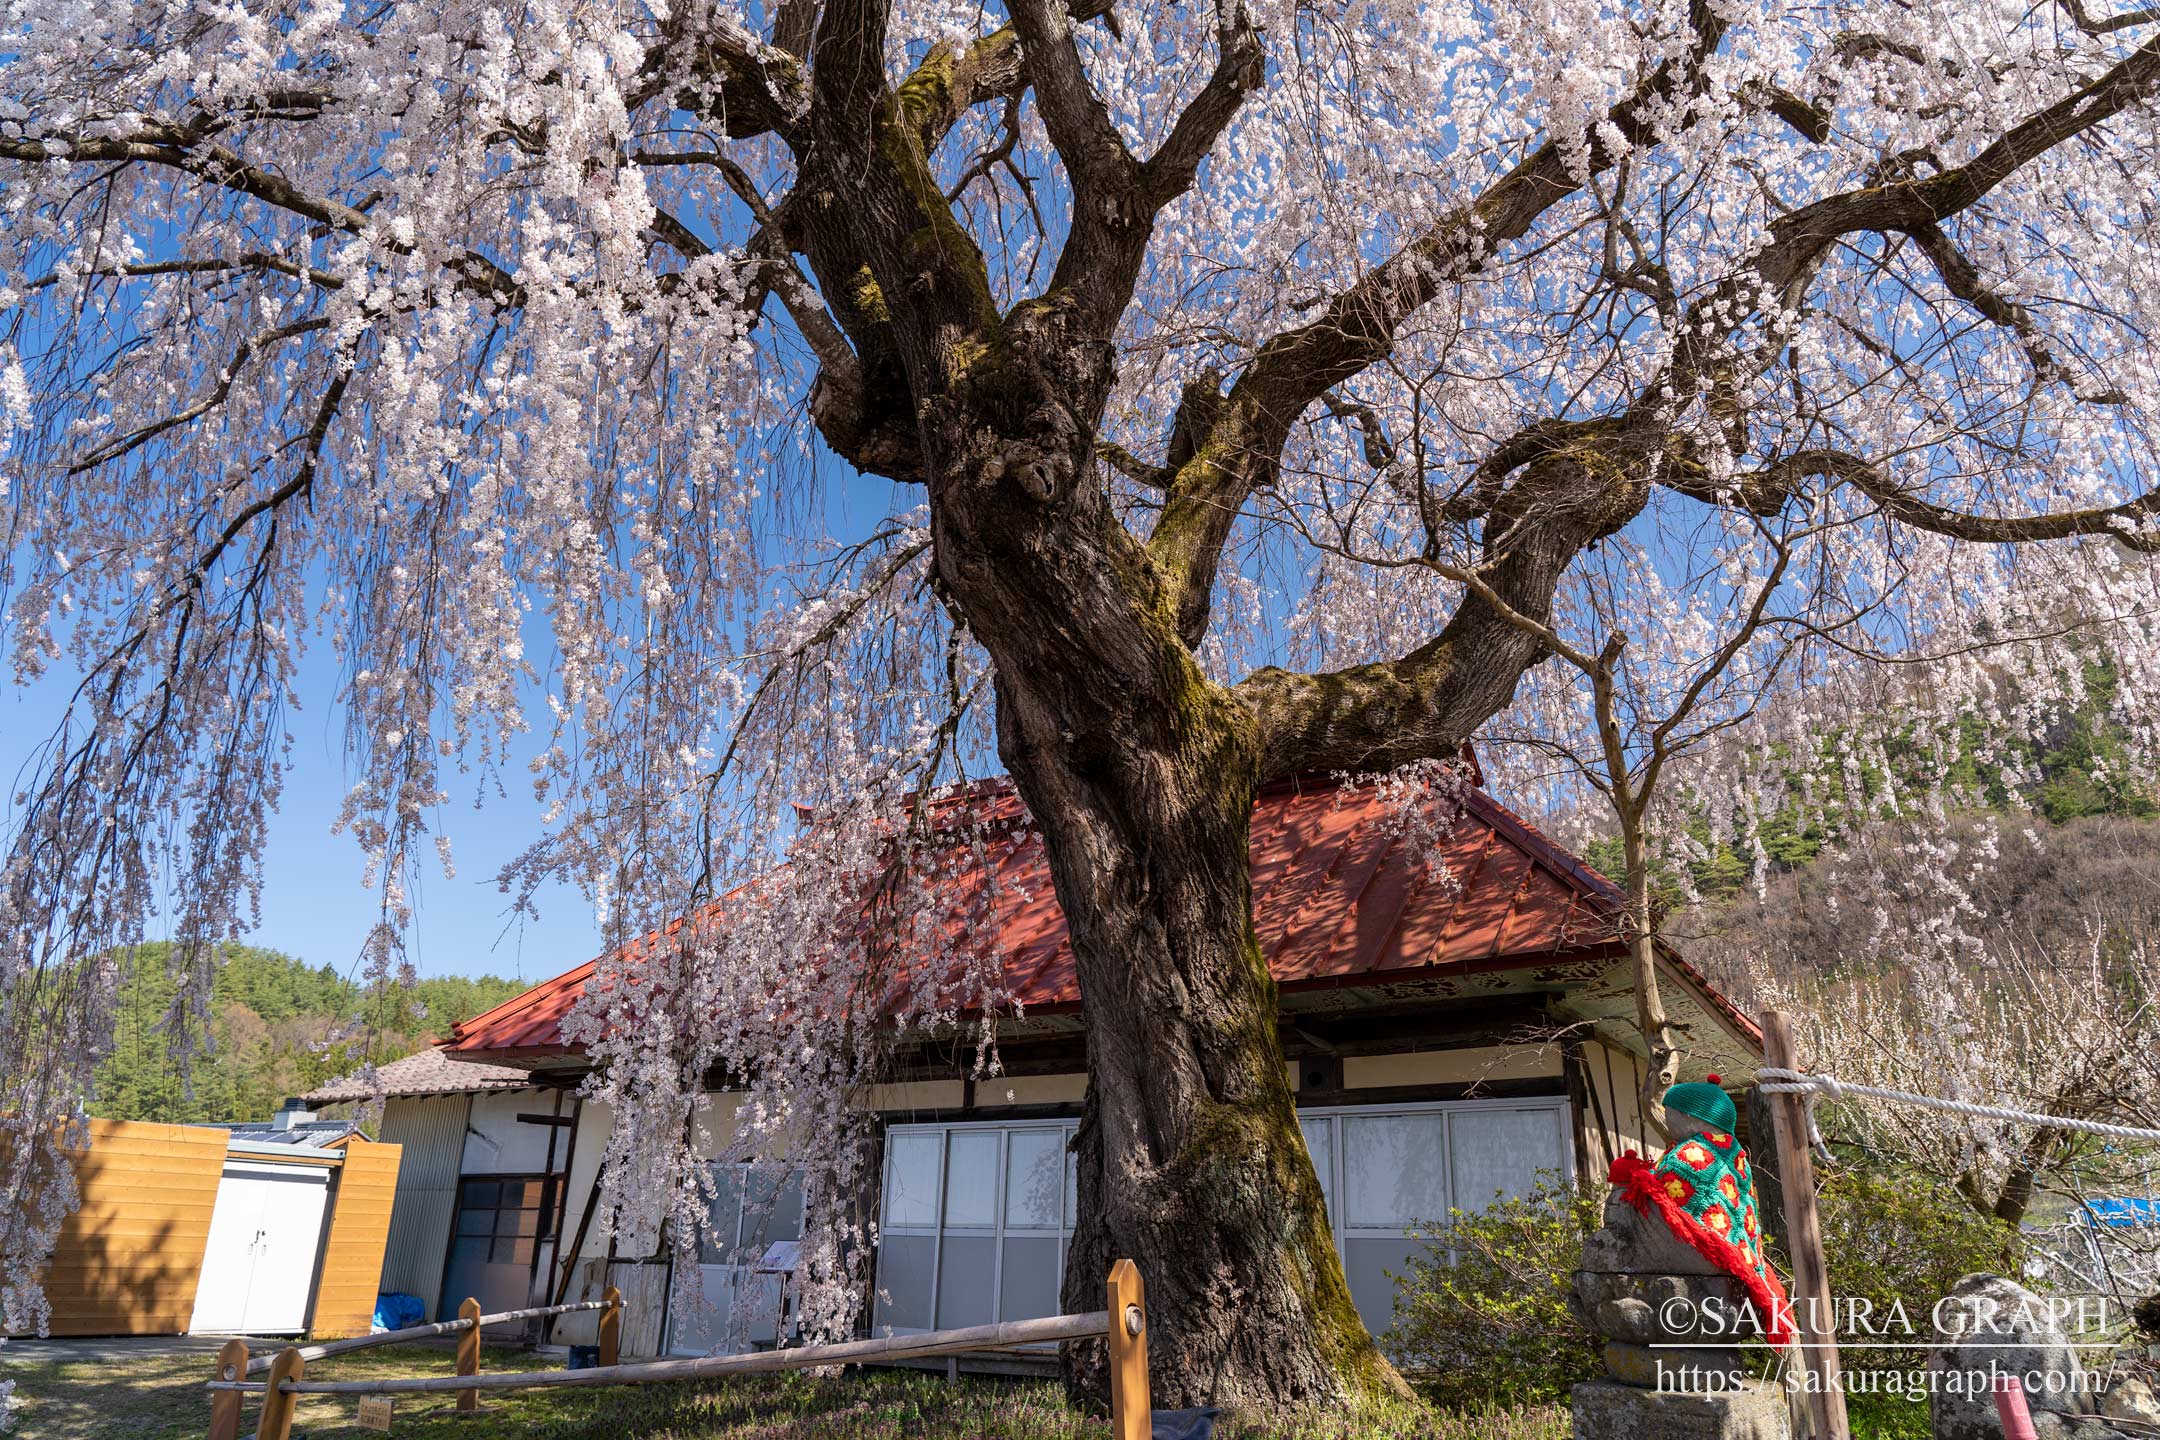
[449,773,1749,1062]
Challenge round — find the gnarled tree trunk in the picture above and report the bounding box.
[911,313,1404,1410]
[1018,731,1395,1411]
[790,8,1652,1406]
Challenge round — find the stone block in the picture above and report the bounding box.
[1928,1273,2111,1440]
[1572,1268,1759,1346]
[2099,1373,2158,1430]
[1601,1341,1751,1390]
[1582,1197,1729,1277]
[1572,1376,1791,1440]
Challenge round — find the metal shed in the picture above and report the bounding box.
[18,1116,400,1340]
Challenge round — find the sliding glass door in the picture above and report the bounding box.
[873,1098,1570,1347]
[1297,1098,1573,1337]
[872,1121,1078,1337]
[666,1163,804,1355]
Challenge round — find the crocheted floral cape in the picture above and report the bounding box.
[1609,1128,1795,1348]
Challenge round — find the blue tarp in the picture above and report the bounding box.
[373,1292,426,1331]
[2083,1197,2160,1227]
[1152,1407,1222,1440]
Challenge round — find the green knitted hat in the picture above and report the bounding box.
[1664,1075,1737,1134]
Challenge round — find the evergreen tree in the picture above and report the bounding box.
[89,944,526,1123]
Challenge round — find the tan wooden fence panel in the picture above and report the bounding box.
[309,1138,404,1338]
[31,1119,229,1335]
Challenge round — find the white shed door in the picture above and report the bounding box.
[190,1162,333,1335]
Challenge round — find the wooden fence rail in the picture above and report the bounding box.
[205,1290,622,1440]
[206,1261,1152,1440]
[239,1298,613,1373]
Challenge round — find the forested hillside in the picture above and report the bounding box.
[93,944,527,1123]
[1579,660,2155,906]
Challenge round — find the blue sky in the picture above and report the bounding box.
[1,632,606,988]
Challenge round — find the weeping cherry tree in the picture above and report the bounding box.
[7,0,2160,1410]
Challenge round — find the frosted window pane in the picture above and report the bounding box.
[1343,1113,1447,1228]
[1344,1237,1419,1340]
[944,1130,999,1227]
[742,1168,802,1249]
[873,1235,935,1332]
[1299,1118,1335,1221]
[1004,1129,1065,1229]
[1000,1235,1063,1321]
[700,1166,746,1264]
[936,1235,997,1327]
[1448,1108,1564,1213]
[884,1131,942,1229]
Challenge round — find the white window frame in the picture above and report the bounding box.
[1296,1095,1576,1254]
[874,1118,1078,1337]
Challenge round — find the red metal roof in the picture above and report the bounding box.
[449,773,1732,1062]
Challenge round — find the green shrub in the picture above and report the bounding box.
[1385,1177,1604,1409]
[1815,1164,2021,1372]
[1845,1388,1933,1440]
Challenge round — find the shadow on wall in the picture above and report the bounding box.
[18,1120,226,1337]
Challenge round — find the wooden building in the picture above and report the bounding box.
[302,1046,571,1327]
[381,771,1758,1358]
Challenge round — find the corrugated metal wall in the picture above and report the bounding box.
[377,1095,470,1316]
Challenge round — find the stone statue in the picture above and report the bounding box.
[1570,1076,1794,1440]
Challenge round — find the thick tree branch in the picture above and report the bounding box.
[1759,33,2160,294]
[1098,441,1173,489]
[1006,0,1138,198]
[1012,0,1262,338]
[2056,0,2160,36]
[632,17,812,143]
[1148,0,1731,646]
[1752,448,2160,552]
[1236,435,1659,779]
[773,0,820,58]
[1642,32,2160,420]
[1903,221,2127,402]
[1138,8,1265,209]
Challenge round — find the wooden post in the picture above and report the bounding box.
[598,1284,623,1367]
[1106,1259,1149,1440]
[1762,1010,1850,1440]
[1745,1082,1788,1264]
[257,1347,305,1440]
[457,1296,483,1412]
[206,1338,249,1440]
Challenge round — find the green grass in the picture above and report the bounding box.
[1845,1389,1933,1440]
[1,1343,1569,1440]
[4,1338,1937,1440]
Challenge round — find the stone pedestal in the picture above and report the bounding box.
[1569,1196,1791,1440]
[1573,1378,1791,1440]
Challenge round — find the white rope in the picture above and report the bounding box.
[1756,1067,2160,1144]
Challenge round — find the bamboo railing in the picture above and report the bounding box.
[203,1290,622,1440]
[205,1261,1152,1440]
[238,1298,613,1373]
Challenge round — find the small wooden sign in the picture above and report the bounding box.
[357,1395,394,1431]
